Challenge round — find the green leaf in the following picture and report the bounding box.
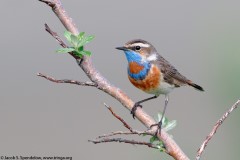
[73,51,83,58]
[159,140,164,146]
[70,34,78,47]
[77,35,95,47]
[85,35,95,44]
[56,47,75,53]
[156,112,162,122]
[141,133,147,136]
[164,120,177,132]
[57,30,95,58]
[156,112,168,128]
[159,147,166,152]
[150,136,158,143]
[157,141,166,152]
[78,46,84,52]
[80,50,91,56]
[64,31,72,42]
[78,32,85,40]
[162,116,168,128]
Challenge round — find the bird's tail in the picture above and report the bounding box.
[187,81,204,91]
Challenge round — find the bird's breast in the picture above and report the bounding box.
[127,61,150,80]
[128,63,162,94]
[128,61,145,74]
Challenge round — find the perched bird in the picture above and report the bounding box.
[116,39,204,131]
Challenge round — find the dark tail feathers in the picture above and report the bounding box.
[187,81,204,91]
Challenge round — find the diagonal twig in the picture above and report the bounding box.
[37,73,96,87]
[90,104,154,149]
[196,99,240,160]
[89,138,159,149]
[104,103,133,132]
[39,0,55,7]
[44,24,80,59]
[96,131,151,139]
[100,103,152,138]
[45,23,67,48]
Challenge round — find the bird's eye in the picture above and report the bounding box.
[135,46,141,51]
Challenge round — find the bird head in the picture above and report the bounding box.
[116,39,158,63]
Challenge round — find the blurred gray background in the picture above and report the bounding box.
[0,0,240,159]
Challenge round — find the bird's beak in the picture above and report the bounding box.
[116,46,128,51]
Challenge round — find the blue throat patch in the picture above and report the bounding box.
[124,50,151,80]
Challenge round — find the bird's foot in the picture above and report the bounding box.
[131,102,143,119]
[150,120,163,136]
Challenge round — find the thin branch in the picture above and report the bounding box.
[196,99,240,160]
[100,103,152,138]
[89,138,159,149]
[39,0,55,7]
[92,104,153,149]
[97,130,151,139]
[44,24,79,59]
[104,103,133,132]
[45,23,67,48]
[40,0,79,34]
[37,73,96,87]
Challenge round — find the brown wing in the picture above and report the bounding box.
[155,54,190,87]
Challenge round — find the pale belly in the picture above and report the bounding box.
[146,80,175,96]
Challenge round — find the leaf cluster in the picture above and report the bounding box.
[56,31,94,58]
[149,113,177,152]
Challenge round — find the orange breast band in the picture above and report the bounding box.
[128,62,144,74]
[128,65,161,93]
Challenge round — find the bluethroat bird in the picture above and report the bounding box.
[116,39,204,131]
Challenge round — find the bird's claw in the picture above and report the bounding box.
[150,120,163,136]
[131,103,143,119]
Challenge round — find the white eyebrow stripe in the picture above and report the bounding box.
[131,43,150,48]
[147,54,157,61]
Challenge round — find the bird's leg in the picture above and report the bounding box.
[150,95,169,135]
[131,95,158,119]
